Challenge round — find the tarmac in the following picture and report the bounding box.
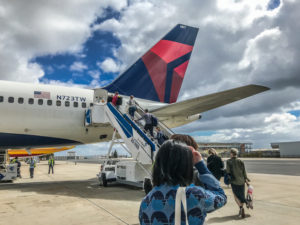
[0,160,300,225]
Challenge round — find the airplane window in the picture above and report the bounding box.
[82,102,86,108]
[8,97,14,103]
[73,102,78,108]
[28,98,34,104]
[38,99,43,105]
[56,100,61,106]
[0,96,3,102]
[47,100,52,106]
[65,101,70,107]
[18,97,24,104]
[90,103,94,107]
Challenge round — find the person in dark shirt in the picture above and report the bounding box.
[207,148,224,180]
[155,127,166,145]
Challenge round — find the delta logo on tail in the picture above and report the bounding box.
[104,24,199,103]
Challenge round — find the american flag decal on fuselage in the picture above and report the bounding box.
[34,91,51,99]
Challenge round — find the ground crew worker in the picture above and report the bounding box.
[28,158,36,178]
[48,156,55,174]
[10,157,22,178]
[15,157,22,178]
[10,158,16,163]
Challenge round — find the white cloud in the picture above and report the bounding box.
[0,0,127,83]
[41,78,86,88]
[264,113,296,124]
[97,57,121,73]
[87,70,102,88]
[88,70,100,79]
[70,61,88,72]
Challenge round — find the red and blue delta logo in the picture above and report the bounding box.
[142,39,193,103]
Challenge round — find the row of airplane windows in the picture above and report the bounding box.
[0,96,93,108]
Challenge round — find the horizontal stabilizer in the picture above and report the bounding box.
[152,84,270,117]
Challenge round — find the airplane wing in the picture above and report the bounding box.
[151,84,269,127]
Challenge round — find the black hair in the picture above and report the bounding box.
[152,140,194,187]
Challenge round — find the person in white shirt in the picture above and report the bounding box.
[127,95,138,119]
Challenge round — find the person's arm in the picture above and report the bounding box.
[136,114,145,121]
[242,161,250,183]
[201,185,227,213]
[194,161,219,190]
[226,160,230,174]
[193,160,227,213]
[192,150,221,190]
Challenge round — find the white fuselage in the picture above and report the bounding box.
[0,80,164,149]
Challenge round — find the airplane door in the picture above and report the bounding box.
[94,89,108,103]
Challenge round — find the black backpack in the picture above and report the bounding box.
[151,115,158,126]
[162,134,169,141]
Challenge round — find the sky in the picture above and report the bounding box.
[1,0,300,155]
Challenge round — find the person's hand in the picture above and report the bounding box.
[189,147,203,165]
[246,179,250,186]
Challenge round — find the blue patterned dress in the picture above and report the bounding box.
[139,161,227,225]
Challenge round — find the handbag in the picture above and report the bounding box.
[246,185,254,209]
[224,161,234,185]
[224,172,232,185]
[175,187,189,225]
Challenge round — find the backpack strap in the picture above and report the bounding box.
[175,187,189,225]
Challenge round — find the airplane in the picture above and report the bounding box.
[0,24,269,150]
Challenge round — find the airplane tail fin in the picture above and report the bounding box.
[103,24,199,103]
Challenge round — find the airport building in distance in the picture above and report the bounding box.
[271,141,300,158]
[197,142,252,154]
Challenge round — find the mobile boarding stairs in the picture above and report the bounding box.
[85,96,173,188]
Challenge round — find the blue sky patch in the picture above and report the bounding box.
[33,7,121,87]
[188,130,217,136]
[267,0,280,10]
[289,110,300,117]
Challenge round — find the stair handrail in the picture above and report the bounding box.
[106,103,154,160]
